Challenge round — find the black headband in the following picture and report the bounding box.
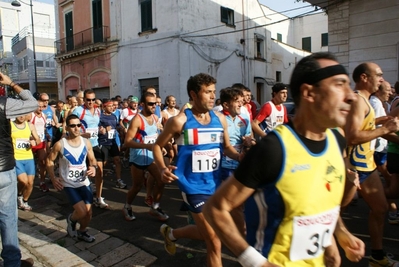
[304,65,348,85]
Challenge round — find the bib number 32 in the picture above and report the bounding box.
[289,206,339,261]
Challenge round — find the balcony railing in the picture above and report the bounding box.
[55,26,109,55]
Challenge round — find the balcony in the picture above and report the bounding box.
[55,26,110,60]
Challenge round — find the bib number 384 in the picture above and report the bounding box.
[290,206,340,261]
[192,148,220,173]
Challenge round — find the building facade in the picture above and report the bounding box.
[55,0,117,100]
[55,0,327,105]
[306,0,399,84]
[0,0,57,97]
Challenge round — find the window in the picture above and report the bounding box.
[221,6,234,26]
[65,11,74,51]
[23,57,28,70]
[92,0,103,43]
[321,33,328,47]
[18,59,23,72]
[302,37,311,52]
[36,60,44,67]
[277,33,282,42]
[276,71,281,82]
[139,77,159,95]
[255,34,265,59]
[140,0,152,32]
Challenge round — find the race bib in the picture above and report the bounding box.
[37,131,45,141]
[67,165,87,183]
[144,134,157,144]
[290,206,340,261]
[86,128,98,139]
[16,138,30,150]
[107,129,116,139]
[46,118,52,127]
[192,148,221,173]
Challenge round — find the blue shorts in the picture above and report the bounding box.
[374,152,387,166]
[64,185,93,206]
[358,170,376,184]
[15,159,35,176]
[181,193,211,214]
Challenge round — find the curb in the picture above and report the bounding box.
[17,207,158,267]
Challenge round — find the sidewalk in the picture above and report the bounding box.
[1,193,157,267]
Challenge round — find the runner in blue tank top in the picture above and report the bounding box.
[122,92,168,222]
[153,73,241,266]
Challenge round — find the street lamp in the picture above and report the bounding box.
[11,0,38,93]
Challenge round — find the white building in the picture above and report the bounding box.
[0,0,57,96]
[109,0,326,105]
[305,0,399,84]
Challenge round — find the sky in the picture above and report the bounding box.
[259,0,319,17]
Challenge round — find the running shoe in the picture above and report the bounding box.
[17,196,23,209]
[66,214,77,238]
[160,224,176,255]
[116,179,127,189]
[77,230,95,243]
[369,256,399,267]
[122,206,136,221]
[39,182,49,192]
[93,197,109,209]
[20,202,32,211]
[149,207,169,221]
[144,196,153,207]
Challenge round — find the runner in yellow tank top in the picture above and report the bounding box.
[345,62,399,267]
[204,52,365,267]
[11,115,40,211]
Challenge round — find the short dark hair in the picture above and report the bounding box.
[352,63,370,83]
[232,83,249,91]
[187,73,216,97]
[140,91,156,104]
[66,114,79,125]
[289,52,337,106]
[84,89,95,98]
[220,87,243,104]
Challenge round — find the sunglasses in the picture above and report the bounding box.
[146,102,157,106]
[86,98,96,102]
[68,124,82,128]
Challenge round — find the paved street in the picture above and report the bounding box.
[15,164,399,266]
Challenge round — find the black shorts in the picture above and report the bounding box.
[92,144,119,162]
[129,161,150,170]
[387,152,399,174]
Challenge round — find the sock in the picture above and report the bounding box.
[153,202,160,209]
[18,194,22,197]
[23,199,28,203]
[168,229,176,241]
[371,250,384,260]
[124,203,131,209]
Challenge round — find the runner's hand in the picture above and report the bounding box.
[51,177,63,191]
[161,166,178,183]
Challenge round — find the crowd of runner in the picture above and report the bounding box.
[8,51,399,267]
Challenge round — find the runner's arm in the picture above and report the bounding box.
[85,139,97,178]
[345,96,396,145]
[215,112,240,161]
[153,114,184,183]
[29,122,41,145]
[123,115,152,150]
